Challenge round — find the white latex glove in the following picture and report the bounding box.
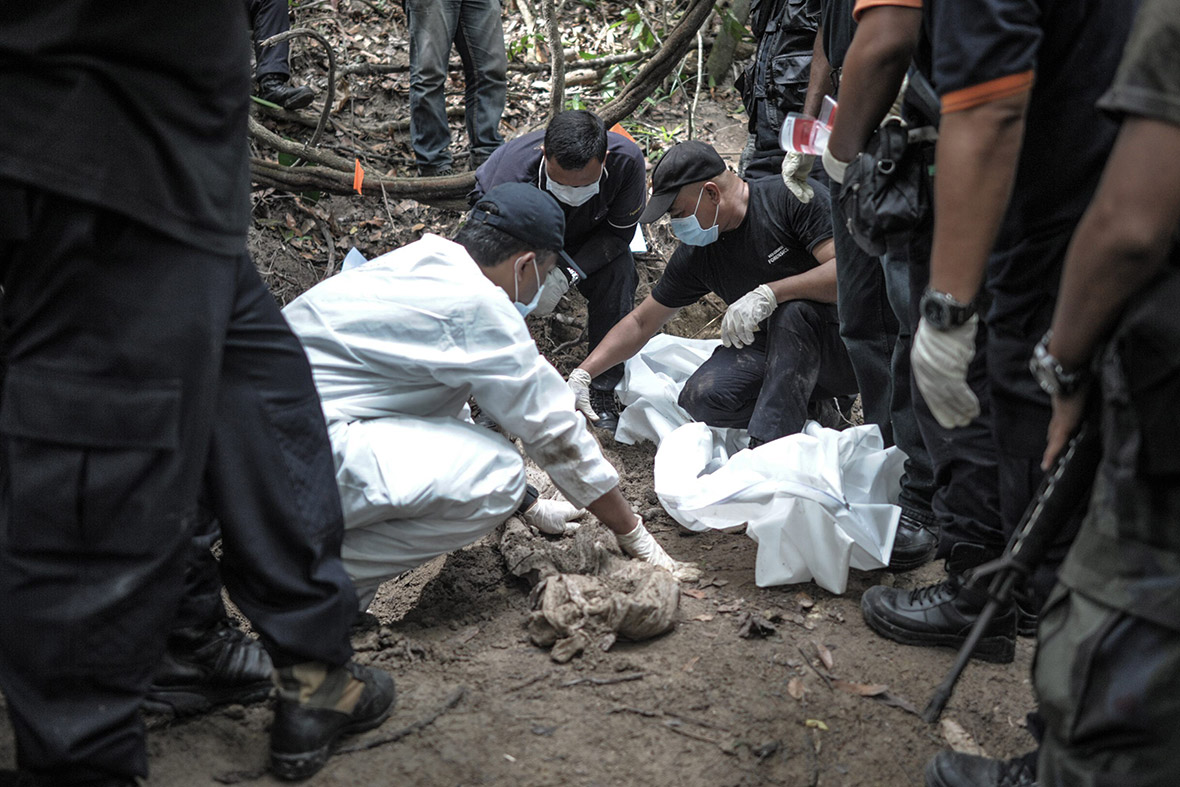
[781,151,815,203]
[522,498,587,535]
[822,147,850,184]
[721,284,777,349]
[911,314,981,428]
[567,368,599,422]
[532,267,570,317]
[615,517,702,582]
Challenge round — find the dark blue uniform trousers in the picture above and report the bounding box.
[0,186,355,784]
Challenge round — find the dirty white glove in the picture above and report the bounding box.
[616,517,702,582]
[567,368,599,422]
[532,267,570,317]
[911,314,981,428]
[522,498,587,535]
[721,284,777,349]
[781,151,815,203]
[822,147,850,184]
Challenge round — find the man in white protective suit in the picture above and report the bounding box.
[283,183,694,608]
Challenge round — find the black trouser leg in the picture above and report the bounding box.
[571,232,637,392]
[170,507,229,632]
[203,255,356,670]
[900,227,1003,557]
[0,186,236,784]
[248,0,291,79]
[678,300,856,442]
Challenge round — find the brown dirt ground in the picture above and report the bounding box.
[0,5,1039,784]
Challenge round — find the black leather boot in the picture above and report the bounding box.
[258,74,315,111]
[887,509,940,571]
[145,618,274,716]
[270,661,395,781]
[861,542,1017,663]
[925,750,1037,787]
[589,388,621,435]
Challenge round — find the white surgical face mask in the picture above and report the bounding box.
[668,185,720,246]
[540,158,603,207]
[513,255,543,317]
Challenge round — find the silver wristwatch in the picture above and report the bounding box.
[1030,331,1088,397]
[919,288,976,330]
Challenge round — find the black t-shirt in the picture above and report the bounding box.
[470,128,647,249]
[924,0,1133,249]
[0,2,252,255]
[652,176,833,308]
[821,0,858,71]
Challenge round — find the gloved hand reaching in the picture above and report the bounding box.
[721,284,777,349]
[781,151,815,203]
[522,498,587,535]
[532,267,570,317]
[615,516,702,582]
[567,368,599,421]
[911,314,981,428]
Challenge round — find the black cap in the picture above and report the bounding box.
[467,182,579,270]
[639,141,727,223]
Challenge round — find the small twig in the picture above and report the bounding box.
[560,672,645,688]
[261,27,336,150]
[338,686,467,753]
[663,719,719,744]
[610,706,728,731]
[797,645,834,691]
[552,327,587,354]
[506,671,555,693]
[689,30,703,140]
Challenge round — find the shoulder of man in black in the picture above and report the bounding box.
[601,131,647,223]
[469,129,546,205]
[748,175,834,254]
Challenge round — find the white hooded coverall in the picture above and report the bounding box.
[282,234,619,603]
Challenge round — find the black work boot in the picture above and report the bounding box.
[861,543,1017,663]
[589,388,620,435]
[258,74,315,111]
[887,509,939,571]
[145,618,274,716]
[270,661,395,781]
[417,164,454,177]
[925,750,1037,787]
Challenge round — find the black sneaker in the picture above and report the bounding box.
[418,164,454,177]
[588,388,620,434]
[925,750,1037,787]
[270,661,396,781]
[145,618,274,716]
[258,74,315,111]
[862,544,1017,664]
[888,510,939,571]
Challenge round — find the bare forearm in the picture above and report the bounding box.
[929,95,1029,302]
[1049,117,1180,369]
[802,26,831,118]
[768,255,838,304]
[826,8,919,162]
[586,486,639,535]
[578,303,664,378]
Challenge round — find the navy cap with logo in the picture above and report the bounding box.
[639,140,727,224]
[466,182,581,273]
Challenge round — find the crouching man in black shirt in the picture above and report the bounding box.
[568,140,858,447]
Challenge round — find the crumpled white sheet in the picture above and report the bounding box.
[613,334,905,594]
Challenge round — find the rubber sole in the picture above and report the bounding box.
[142,680,273,717]
[861,593,1015,664]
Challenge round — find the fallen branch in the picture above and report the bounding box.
[797,644,834,692]
[250,157,474,201]
[560,672,645,688]
[506,671,555,693]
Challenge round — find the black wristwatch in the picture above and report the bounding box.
[1030,331,1089,397]
[919,288,976,330]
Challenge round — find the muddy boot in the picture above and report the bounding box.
[145,618,274,716]
[257,74,315,111]
[269,661,395,781]
[925,750,1037,787]
[887,509,939,572]
[861,543,1017,663]
[588,388,620,435]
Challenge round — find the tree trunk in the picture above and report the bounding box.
[705,0,751,88]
